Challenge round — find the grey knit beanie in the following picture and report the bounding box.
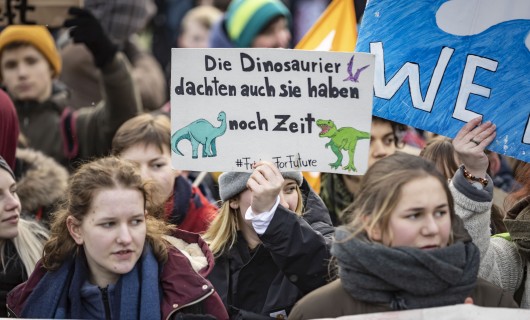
[218,171,303,201]
[0,156,15,180]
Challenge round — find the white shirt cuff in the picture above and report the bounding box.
[244,196,280,235]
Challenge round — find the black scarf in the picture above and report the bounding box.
[332,226,480,310]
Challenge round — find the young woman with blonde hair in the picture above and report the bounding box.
[0,157,48,317]
[203,161,333,319]
[290,151,517,319]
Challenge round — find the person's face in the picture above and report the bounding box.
[0,169,20,239]
[251,16,291,48]
[120,143,176,207]
[1,46,54,102]
[370,176,451,249]
[280,178,299,212]
[178,21,211,48]
[368,121,396,167]
[67,187,147,287]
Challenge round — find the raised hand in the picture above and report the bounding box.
[64,7,118,68]
[452,116,496,178]
[247,161,283,214]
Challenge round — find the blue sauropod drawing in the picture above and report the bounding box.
[172,111,227,159]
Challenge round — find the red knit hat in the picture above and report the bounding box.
[0,89,19,171]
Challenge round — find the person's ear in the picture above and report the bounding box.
[229,198,239,210]
[363,216,382,241]
[66,216,84,245]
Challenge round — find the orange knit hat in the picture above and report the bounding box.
[0,25,62,77]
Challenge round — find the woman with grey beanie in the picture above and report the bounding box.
[203,161,332,319]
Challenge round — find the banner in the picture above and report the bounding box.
[321,304,530,320]
[356,0,530,162]
[295,0,357,52]
[170,48,375,174]
[0,0,83,27]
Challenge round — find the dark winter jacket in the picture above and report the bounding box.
[0,242,26,318]
[207,185,333,319]
[289,278,518,319]
[7,229,228,319]
[14,52,140,169]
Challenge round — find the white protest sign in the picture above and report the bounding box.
[0,0,83,27]
[318,304,530,320]
[171,48,375,174]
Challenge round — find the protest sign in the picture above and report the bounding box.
[356,0,530,162]
[170,48,375,174]
[0,0,83,27]
[319,303,530,320]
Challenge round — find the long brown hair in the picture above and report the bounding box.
[419,137,459,180]
[43,157,172,270]
[506,162,530,218]
[342,152,456,245]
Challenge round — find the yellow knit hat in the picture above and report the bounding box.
[0,25,62,77]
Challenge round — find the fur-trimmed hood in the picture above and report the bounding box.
[15,148,68,214]
[163,228,215,277]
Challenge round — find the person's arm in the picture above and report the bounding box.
[124,39,167,111]
[63,8,141,159]
[245,162,331,293]
[451,116,523,292]
[259,205,331,294]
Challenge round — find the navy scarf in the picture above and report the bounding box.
[22,245,161,319]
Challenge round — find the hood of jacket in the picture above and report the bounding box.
[15,148,68,213]
[506,196,530,220]
[163,228,215,277]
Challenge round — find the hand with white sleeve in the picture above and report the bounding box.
[452,116,496,179]
[247,161,284,214]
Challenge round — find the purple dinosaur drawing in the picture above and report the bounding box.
[343,55,370,83]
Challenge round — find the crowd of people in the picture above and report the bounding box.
[0,0,528,319]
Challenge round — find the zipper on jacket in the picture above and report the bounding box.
[6,304,18,318]
[166,289,214,320]
[100,286,111,320]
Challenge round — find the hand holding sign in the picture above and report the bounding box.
[247,161,284,214]
[453,116,496,179]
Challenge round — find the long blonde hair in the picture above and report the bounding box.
[342,153,456,245]
[204,184,303,257]
[1,219,48,276]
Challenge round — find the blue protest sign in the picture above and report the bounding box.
[356,0,530,162]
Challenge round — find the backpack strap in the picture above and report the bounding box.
[60,107,79,160]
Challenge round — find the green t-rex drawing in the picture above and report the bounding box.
[172,111,227,159]
[316,119,370,172]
